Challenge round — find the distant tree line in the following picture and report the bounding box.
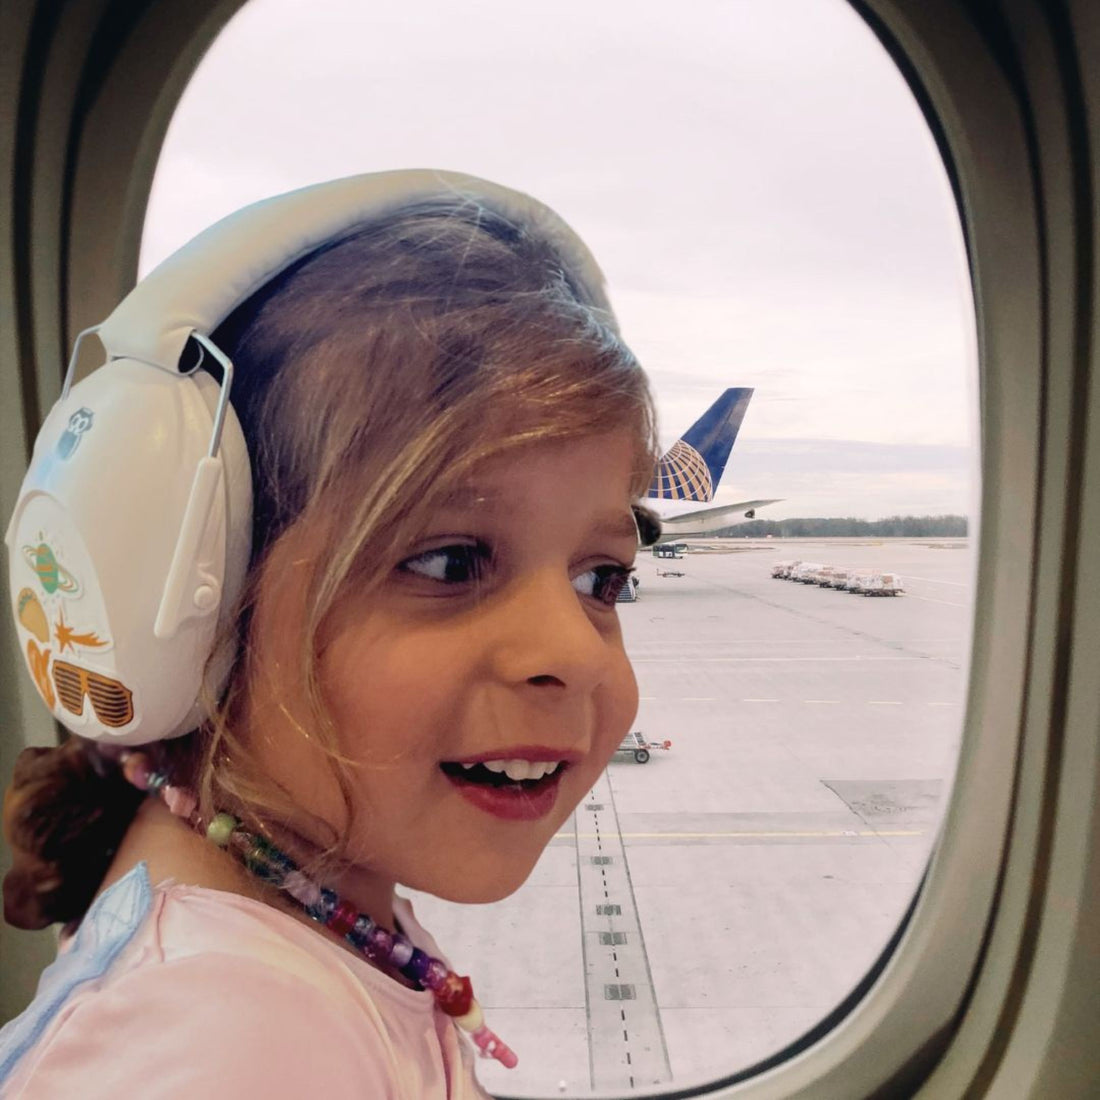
[714,515,969,538]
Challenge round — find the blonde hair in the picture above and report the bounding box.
[186,195,658,878]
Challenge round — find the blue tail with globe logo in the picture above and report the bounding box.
[647,388,754,503]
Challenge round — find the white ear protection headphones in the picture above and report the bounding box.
[4,169,614,747]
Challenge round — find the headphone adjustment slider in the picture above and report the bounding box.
[153,456,225,640]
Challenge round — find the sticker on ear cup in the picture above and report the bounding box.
[16,588,50,643]
[56,407,95,460]
[25,640,56,710]
[53,605,110,654]
[51,661,134,728]
[21,540,81,597]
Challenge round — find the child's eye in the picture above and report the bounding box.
[572,565,635,607]
[398,543,490,585]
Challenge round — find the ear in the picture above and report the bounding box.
[239,508,349,730]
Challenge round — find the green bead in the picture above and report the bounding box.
[206,812,238,847]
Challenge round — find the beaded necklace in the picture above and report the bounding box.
[117,749,517,1069]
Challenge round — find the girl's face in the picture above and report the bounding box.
[248,430,641,907]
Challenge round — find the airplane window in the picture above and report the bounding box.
[142,0,978,1093]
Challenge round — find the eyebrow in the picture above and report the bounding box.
[439,492,637,541]
[444,487,503,508]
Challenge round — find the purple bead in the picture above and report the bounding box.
[365,926,393,961]
[406,948,433,983]
[389,935,414,968]
[347,915,374,952]
[283,871,322,908]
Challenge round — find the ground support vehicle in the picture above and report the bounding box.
[858,572,902,598]
[851,572,905,596]
[791,562,825,583]
[613,731,672,764]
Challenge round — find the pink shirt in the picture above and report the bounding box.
[0,863,491,1099]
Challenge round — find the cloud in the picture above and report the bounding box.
[712,438,977,520]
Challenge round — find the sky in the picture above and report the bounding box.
[141,0,979,521]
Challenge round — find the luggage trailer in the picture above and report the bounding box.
[613,730,673,764]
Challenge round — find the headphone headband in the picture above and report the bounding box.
[99,169,615,375]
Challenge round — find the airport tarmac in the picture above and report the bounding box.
[409,538,973,1097]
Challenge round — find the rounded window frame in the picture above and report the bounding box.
[5,0,1091,1095]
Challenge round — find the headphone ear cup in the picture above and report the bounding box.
[5,359,252,746]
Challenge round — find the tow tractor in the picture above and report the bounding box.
[614,730,672,764]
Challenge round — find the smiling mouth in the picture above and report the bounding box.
[438,759,570,821]
[439,760,566,790]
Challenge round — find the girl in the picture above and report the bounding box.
[1,170,659,1097]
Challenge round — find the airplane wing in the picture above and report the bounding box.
[656,498,783,538]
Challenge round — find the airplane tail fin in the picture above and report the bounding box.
[648,388,753,502]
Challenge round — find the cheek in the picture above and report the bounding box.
[599,653,639,753]
[318,622,462,755]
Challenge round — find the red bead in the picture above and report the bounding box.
[326,899,359,938]
[435,973,474,1017]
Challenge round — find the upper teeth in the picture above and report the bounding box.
[463,759,563,782]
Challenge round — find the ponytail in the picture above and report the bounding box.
[2,740,146,931]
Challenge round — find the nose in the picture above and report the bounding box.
[487,570,616,694]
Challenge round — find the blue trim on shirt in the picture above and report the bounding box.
[0,862,152,1086]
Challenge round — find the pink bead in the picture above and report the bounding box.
[283,871,322,908]
[161,786,197,819]
[121,753,151,790]
[424,959,450,990]
[471,1026,518,1068]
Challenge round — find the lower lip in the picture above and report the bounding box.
[444,768,566,821]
